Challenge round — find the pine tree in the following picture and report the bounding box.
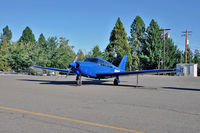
[165,36,179,68]
[140,19,162,69]
[194,49,200,63]
[38,33,46,46]
[2,25,12,42]
[185,47,193,63]
[129,16,145,70]
[92,45,102,58]
[0,36,10,70]
[56,37,75,68]
[194,49,200,76]
[46,37,59,67]
[77,49,85,61]
[9,41,33,70]
[34,34,47,67]
[19,26,36,44]
[0,36,8,50]
[59,37,69,48]
[105,17,132,70]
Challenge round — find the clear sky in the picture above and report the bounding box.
[0,0,199,53]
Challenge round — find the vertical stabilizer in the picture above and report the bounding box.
[118,55,127,71]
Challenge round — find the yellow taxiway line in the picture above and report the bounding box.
[0,106,144,133]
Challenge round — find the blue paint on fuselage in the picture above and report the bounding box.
[74,57,123,78]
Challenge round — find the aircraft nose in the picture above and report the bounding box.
[69,62,76,68]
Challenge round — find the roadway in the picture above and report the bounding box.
[0,74,200,133]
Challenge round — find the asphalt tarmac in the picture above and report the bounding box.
[0,74,200,133]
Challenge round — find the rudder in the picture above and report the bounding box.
[118,55,127,71]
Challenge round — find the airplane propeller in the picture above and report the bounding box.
[65,69,71,78]
[65,50,80,78]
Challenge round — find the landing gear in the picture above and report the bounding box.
[113,76,120,85]
[76,75,82,86]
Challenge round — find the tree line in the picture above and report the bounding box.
[0,16,200,75]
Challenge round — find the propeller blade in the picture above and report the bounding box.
[66,50,80,78]
[65,69,71,79]
[73,50,80,62]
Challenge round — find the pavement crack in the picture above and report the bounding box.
[110,102,200,116]
[158,107,200,116]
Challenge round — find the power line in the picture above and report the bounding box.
[182,30,192,64]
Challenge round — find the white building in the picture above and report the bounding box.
[176,64,198,77]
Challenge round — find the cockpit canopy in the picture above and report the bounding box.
[84,57,113,68]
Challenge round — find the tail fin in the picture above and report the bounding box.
[118,55,127,70]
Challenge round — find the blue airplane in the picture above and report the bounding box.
[33,55,179,86]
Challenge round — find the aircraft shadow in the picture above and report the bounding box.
[19,79,200,91]
[19,78,144,88]
[162,87,200,92]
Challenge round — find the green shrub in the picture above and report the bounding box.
[28,67,43,76]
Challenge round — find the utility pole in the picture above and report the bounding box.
[160,28,171,69]
[182,30,192,64]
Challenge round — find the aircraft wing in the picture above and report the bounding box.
[96,68,179,78]
[32,66,71,72]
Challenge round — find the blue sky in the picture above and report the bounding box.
[0,0,199,53]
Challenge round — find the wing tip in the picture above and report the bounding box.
[174,68,181,72]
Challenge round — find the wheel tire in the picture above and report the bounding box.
[79,80,82,85]
[76,80,79,85]
[77,79,82,86]
[114,79,118,85]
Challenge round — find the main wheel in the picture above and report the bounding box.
[114,79,118,85]
[76,79,82,86]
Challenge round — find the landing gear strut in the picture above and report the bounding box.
[113,75,120,85]
[76,75,82,86]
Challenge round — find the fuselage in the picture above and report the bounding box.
[70,57,124,79]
